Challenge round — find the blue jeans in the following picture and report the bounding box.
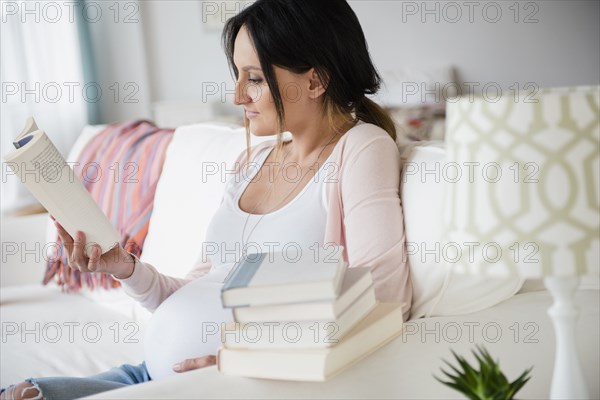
[0,361,150,400]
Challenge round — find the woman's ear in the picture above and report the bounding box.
[307,68,328,100]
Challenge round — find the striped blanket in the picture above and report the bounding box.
[43,120,175,291]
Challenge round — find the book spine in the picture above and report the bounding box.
[221,252,267,306]
[222,252,266,291]
[13,135,34,149]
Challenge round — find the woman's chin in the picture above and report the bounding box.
[243,118,275,136]
[249,125,277,137]
[252,132,276,137]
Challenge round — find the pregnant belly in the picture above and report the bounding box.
[144,269,233,380]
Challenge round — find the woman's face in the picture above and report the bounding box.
[232,25,316,136]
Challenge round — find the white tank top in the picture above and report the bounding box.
[203,141,334,273]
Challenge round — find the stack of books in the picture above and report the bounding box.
[217,245,405,381]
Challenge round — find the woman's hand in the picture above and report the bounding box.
[172,355,217,373]
[52,216,135,279]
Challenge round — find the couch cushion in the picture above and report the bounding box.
[401,143,525,319]
[0,285,145,387]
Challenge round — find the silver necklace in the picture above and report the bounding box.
[240,130,341,250]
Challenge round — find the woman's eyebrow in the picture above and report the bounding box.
[241,65,262,71]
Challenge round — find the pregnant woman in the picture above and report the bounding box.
[0,0,412,398]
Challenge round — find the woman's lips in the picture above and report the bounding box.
[245,111,259,119]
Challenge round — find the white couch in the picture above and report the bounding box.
[1,122,598,399]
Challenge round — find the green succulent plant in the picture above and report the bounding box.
[435,345,532,400]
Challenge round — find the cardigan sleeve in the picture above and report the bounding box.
[340,133,413,320]
[112,250,212,313]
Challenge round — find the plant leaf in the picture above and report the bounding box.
[436,346,533,400]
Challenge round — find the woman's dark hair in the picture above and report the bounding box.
[222,0,396,163]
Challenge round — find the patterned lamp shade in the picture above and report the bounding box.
[442,86,599,278]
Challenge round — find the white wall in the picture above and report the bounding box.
[140,1,232,103]
[96,0,600,122]
[84,0,153,122]
[352,0,600,90]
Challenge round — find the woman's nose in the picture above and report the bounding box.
[233,81,250,106]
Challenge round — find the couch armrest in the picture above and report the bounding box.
[1,213,50,287]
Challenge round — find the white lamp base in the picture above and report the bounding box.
[544,276,589,400]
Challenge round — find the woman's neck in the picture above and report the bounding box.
[284,114,356,165]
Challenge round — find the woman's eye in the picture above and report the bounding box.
[248,77,263,84]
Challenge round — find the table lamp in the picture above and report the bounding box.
[442,85,599,399]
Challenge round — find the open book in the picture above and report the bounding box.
[3,117,120,256]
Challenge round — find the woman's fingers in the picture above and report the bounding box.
[53,222,99,272]
[54,221,74,255]
[172,355,216,373]
[87,245,101,271]
[53,223,104,273]
[71,231,86,268]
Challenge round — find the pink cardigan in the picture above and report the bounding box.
[116,122,413,321]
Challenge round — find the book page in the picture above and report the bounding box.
[4,131,120,256]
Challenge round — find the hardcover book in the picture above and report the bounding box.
[222,283,376,349]
[221,244,347,307]
[232,267,373,323]
[217,302,405,381]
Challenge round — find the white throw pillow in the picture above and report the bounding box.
[400,143,525,319]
